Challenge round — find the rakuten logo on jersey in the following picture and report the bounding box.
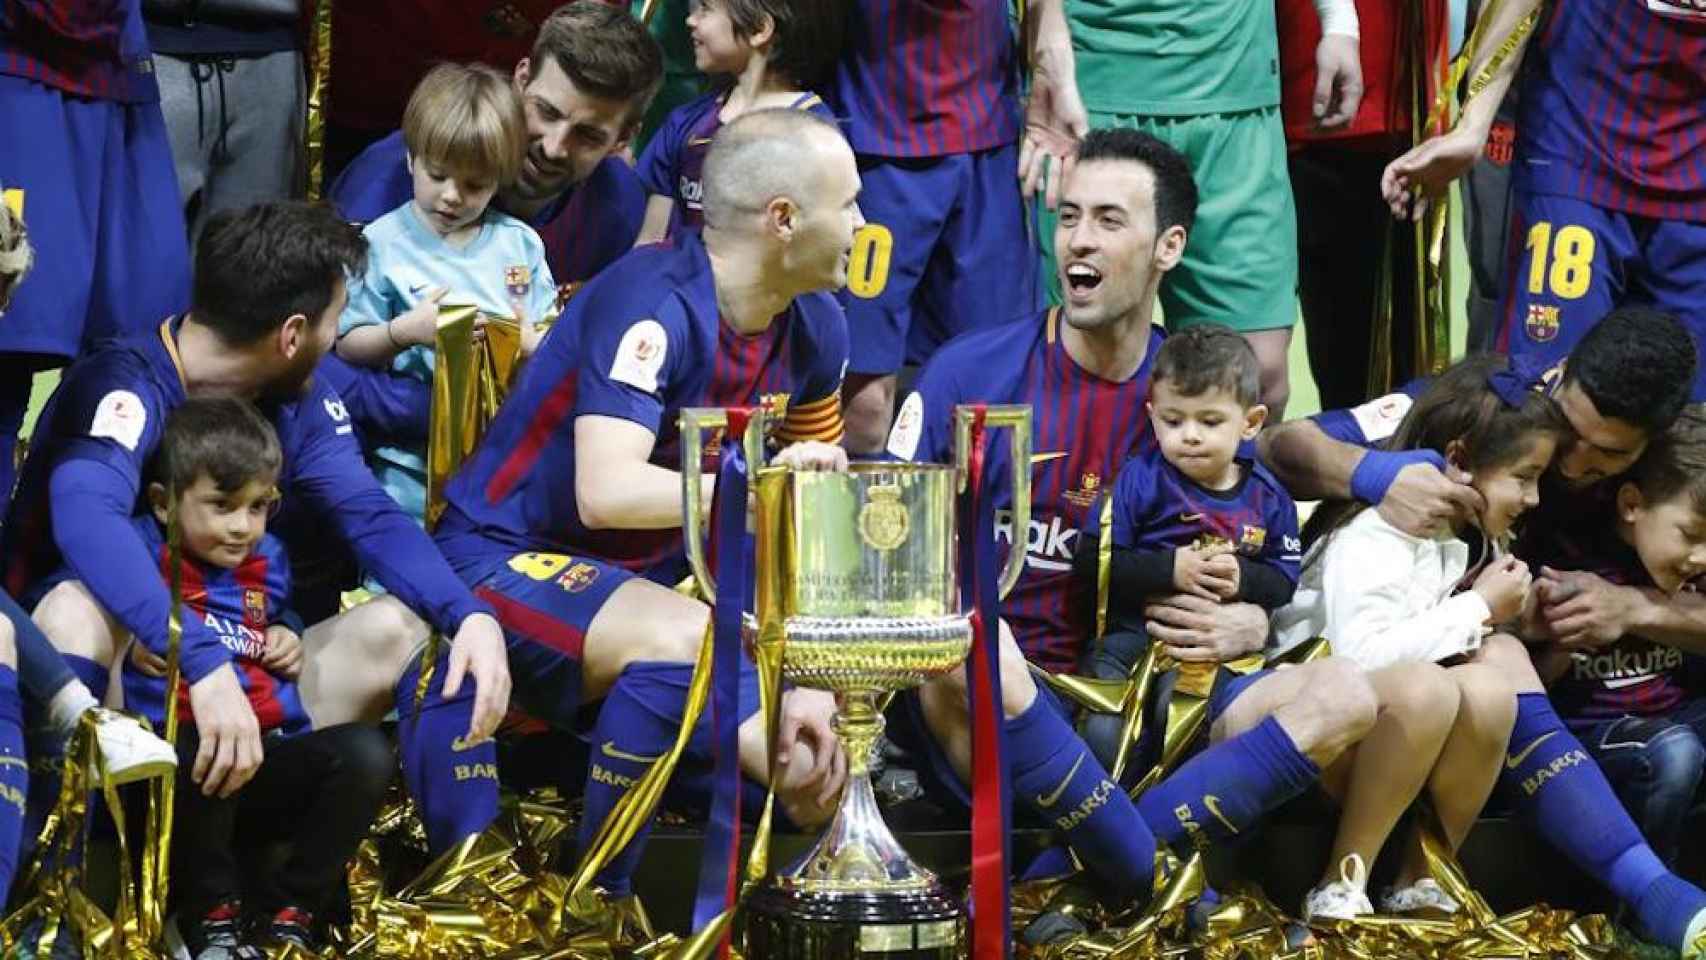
[1570,644,1683,684]
[995,509,1076,572]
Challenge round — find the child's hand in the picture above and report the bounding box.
[262,624,305,679]
[130,640,169,678]
[391,287,448,348]
[1202,552,1240,599]
[1174,546,1236,601]
[1473,555,1532,624]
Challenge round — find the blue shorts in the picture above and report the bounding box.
[0,75,189,361]
[840,143,1040,375]
[457,549,633,730]
[1495,189,1706,400]
[887,666,1270,818]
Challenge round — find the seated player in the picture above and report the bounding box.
[337,63,557,520]
[633,0,839,244]
[329,1,661,287]
[1076,325,1301,770]
[1521,406,1706,872]
[1276,354,1567,920]
[123,399,390,958]
[1260,310,1706,954]
[0,190,31,903]
[1,201,510,869]
[431,109,860,896]
[886,129,1380,928]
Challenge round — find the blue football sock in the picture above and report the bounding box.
[0,666,29,899]
[1137,716,1318,852]
[1007,694,1155,900]
[63,655,106,709]
[1504,693,1706,947]
[578,659,759,895]
[395,651,499,854]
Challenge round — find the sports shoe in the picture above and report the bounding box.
[89,709,177,785]
[186,902,264,960]
[1682,905,1706,959]
[1380,877,1460,916]
[260,906,315,952]
[1302,853,1372,923]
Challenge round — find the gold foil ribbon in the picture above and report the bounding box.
[427,305,523,529]
[304,0,334,201]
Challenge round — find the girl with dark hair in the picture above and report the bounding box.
[1275,353,1571,922]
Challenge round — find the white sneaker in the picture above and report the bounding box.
[1380,877,1460,915]
[90,709,177,785]
[1302,854,1372,923]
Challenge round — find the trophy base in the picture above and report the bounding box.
[744,883,963,959]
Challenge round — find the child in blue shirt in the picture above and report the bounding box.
[337,62,558,520]
[634,0,841,243]
[1076,325,1302,769]
[129,398,390,958]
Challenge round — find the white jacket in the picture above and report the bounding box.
[1272,508,1490,671]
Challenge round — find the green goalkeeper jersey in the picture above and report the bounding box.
[1069,0,1281,116]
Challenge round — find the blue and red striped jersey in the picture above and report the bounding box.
[637,91,834,238]
[328,131,646,285]
[0,0,159,102]
[1515,483,1688,723]
[828,0,1020,158]
[887,308,1163,673]
[434,232,848,585]
[1516,0,1706,222]
[122,519,310,736]
[1103,448,1302,590]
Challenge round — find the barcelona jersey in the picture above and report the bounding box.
[122,520,310,737]
[435,232,848,585]
[887,308,1163,672]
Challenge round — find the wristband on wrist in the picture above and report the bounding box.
[1349,448,1446,505]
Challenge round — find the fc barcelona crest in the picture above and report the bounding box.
[1239,525,1267,553]
[505,265,531,300]
[243,588,267,628]
[1525,304,1560,343]
[857,484,909,552]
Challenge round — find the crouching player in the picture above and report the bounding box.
[124,399,390,958]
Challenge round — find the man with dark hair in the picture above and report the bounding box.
[330,0,664,285]
[1,201,511,834]
[1259,308,1706,956]
[888,129,1379,934]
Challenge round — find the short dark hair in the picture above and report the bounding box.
[1152,324,1261,406]
[194,201,367,347]
[531,1,664,131]
[1563,306,1697,435]
[155,398,282,496]
[720,0,846,89]
[1630,404,1706,517]
[1075,127,1198,235]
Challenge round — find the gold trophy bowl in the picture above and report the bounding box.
[680,406,1030,959]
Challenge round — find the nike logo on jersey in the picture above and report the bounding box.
[408,282,430,295]
[1179,513,1204,523]
[602,741,663,764]
[1506,731,1557,770]
[1036,752,1086,808]
[1032,451,1069,465]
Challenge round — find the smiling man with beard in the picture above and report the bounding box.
[0,201,512,847]
[330,1,662,286]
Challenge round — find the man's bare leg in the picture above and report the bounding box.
[298,594,432,728]
[842,372,898,456]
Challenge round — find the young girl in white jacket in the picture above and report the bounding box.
[1274,354,1569,921]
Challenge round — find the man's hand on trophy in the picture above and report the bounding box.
[773,441,849,472]
[773,687,848,827]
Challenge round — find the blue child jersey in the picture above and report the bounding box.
[340,202,558,518]
[121,519,311,736]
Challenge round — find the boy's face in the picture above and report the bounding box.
[1149,380,1265,488]
[407,155,498,238]
[1618,486,1706,593]
[687,0,750,74]
[1468,435,1555,539]
[152,472,278,571]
